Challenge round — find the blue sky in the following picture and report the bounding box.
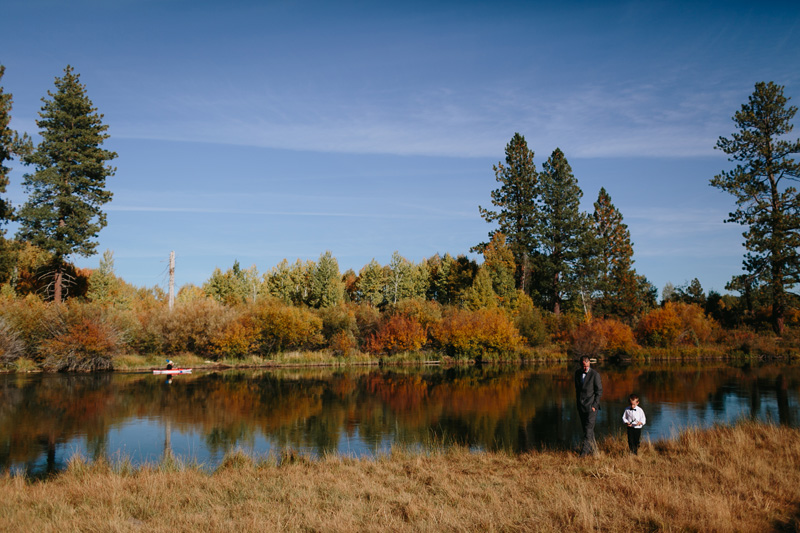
[1,0,798,296]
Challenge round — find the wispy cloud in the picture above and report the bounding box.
[109,77,740,159]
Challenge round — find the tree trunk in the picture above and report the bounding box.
[53,262,63,303]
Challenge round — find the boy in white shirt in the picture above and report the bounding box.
[622,393,646,455]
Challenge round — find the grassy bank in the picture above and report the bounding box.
[2,423,799,532]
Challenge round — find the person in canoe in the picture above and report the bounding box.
[166,359,175,370]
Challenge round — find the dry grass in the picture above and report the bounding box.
[1,423,799,532]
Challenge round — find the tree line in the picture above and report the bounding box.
[1,65,799,367]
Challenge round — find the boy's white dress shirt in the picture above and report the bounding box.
[622,406,646,428]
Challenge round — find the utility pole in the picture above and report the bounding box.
[168,251,175,310]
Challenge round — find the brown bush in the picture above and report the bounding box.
[352,303,382,346]
[208,312,260,358]
[430,308,522,360]
[37,303,125,372]
[0,316,25,363]
[570,318,637,358]
[0,295,52,356]
[318,304,358,342]
[140,298,234,356]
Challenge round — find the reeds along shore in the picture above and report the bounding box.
[1,423,799,532]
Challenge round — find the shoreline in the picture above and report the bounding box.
[4,349,795,375]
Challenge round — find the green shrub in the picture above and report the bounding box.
[513,293,548,346]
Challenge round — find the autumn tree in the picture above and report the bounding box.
[712,82,800,335]
[481,232,516,305]
[476,133,538,292]
[17,66,117,302]
[384,251,428,304]
[531,148,593,314]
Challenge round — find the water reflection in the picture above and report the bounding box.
[0,362,798,476]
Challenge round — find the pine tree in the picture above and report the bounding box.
[266,259,310,305]
[592,187,642,319]
[533,148,592,314]
[461,267,498,310]
[356,259,386,305]
[17,66,116,302]
[711,81,800,335]
[0,65,31,283]
[476,133,538,292]
[308,251,344,308]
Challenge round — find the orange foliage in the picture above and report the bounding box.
[391,298,443,330]
[329,330,358,356]
[636,302,716,347]
[570,318,636,357]
[673,302,715,344]
[365,315,427,355]
[635,303,682,347]
[430,308,522,360]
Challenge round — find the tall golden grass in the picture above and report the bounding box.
[1,422,798,532]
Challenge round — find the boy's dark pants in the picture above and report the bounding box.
[626,426,641,454]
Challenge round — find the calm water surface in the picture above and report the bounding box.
[1,362,798,476]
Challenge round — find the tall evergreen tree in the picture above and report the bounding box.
[266,259,310,305]
[17,66,117,302]
[592,187,642,319]
[308,251,344,308]
[533,148,592,314]
[356,259,386,305]
[476,133,538,293]
[711,81,800,335]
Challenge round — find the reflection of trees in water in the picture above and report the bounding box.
[1,363,799,473]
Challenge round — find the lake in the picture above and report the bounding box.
[1,361,798,476]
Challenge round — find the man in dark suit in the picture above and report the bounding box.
[574,356,602,456]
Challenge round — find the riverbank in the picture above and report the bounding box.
[8,346,790,374]
[2,422,798,532]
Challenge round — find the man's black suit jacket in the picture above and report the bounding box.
[574,367,602,413]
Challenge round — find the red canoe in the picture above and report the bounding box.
[153,368,193,375]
